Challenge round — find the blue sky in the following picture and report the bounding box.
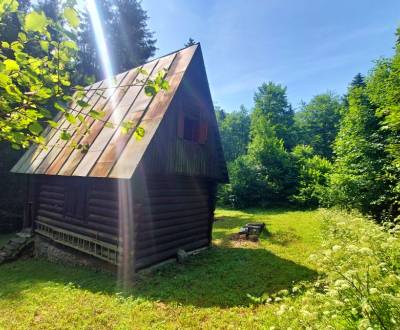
[141,0,400,112]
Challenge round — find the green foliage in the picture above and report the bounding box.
[253,82,295,150]
[258,209,400,329]
[218,155,265,208]
[294,92,343,159]
[0,1,169,151]
[291,145,331,207]
[367,46,400,186]
[220,113,297,208]
[216,105,250,162]
[0,0,80,148]
[326,80,398,220]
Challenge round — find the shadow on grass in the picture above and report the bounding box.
[0,245,317,308]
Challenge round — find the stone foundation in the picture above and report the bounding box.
[35,234,209,275]
[35,235,116,273]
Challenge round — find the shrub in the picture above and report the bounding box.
[290,145,332,207]
[253,210,400,329]
[217,156,266,208]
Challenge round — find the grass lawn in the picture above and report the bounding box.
[0,208,322,329]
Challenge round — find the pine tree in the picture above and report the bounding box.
[185,38,196,47]
[77,0,156,82]
[350,73,365,88]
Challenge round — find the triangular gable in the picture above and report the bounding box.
[11,45,198,179]
[137,45,228,182]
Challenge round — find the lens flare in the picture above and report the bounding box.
[86,0,133,287]
[86,0,114,80]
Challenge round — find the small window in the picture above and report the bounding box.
[183,117,200,141]
[64,182,86,220]
[178,111,208,144]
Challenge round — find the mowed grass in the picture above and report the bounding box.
[0,209,322,329]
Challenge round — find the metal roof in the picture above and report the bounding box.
[11,44,198,179]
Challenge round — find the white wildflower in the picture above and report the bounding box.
[369,288,378,294]
[359,247,372,255]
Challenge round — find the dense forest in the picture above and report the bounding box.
[216,27,400,222]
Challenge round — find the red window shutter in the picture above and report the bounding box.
[198,120,208,144]
[177,111,184,138]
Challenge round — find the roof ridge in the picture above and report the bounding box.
[111,43,200,81]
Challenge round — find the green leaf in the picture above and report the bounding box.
[63,95,73,102]
[18,32,27,42]
[120,121,134,134]
[62,40,78,51]
[161,80,170,90]
[63,7,80,28]
[137,68,148,75]
[4,59,20,72]
[39,40,49,52]
[65,112,77,124]
[144,85,156,97]
[104,122,114,129]
[1,42,9,48]
[134,126,145,140]
[28,122,43,135]
[36,87,51,98]
[10,41,23,52]
[60,130,71,141]
[11,143,21,150]
[77,100,90,108]
[24,11,48,33]
[47,120,58,128]
[88,110,106,120]
[0,73,11,88]
[54,102,66,113]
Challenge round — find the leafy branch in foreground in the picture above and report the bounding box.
[0,0,80,149]
[0,1,170,151]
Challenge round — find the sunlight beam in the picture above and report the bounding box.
[86,0,114,80]
[86,0,133,287]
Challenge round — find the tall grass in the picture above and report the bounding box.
[259,209,400,329]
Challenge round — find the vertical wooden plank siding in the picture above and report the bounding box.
[110,47,196,178]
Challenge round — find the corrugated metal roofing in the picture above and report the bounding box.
[11,44,198,179]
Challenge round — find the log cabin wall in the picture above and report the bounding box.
[132,173,216,270]
[33,175,119,245]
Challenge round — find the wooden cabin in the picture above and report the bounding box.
[11,44,228,271]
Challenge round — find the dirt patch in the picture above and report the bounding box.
[227,233,260,248]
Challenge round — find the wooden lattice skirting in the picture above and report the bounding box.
[35,221,119,264]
